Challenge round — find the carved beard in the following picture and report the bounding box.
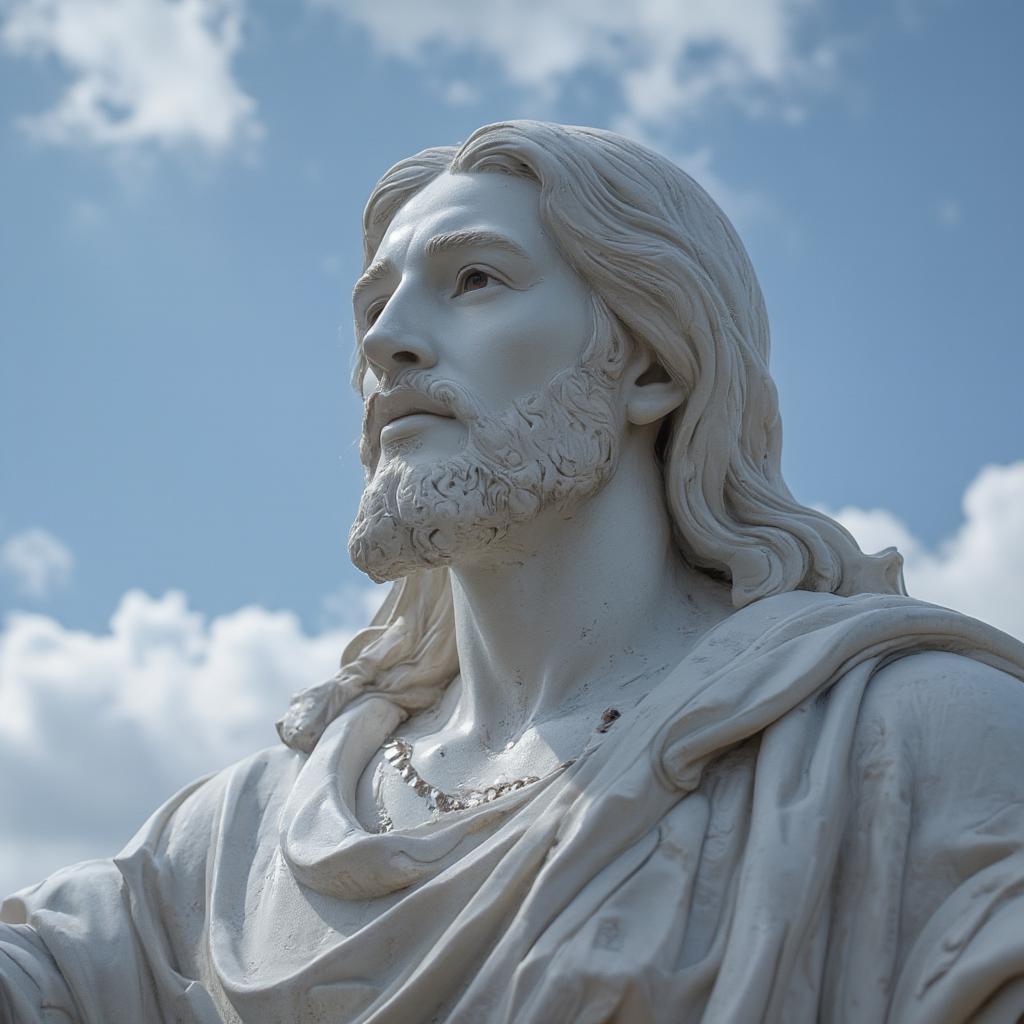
[348,358,623,583]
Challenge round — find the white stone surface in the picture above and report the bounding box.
[3,120,1022,1023]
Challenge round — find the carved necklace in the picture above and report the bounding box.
[377,707,621,831]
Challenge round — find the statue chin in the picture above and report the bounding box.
[348,470,520,582]
[349,358,623,582]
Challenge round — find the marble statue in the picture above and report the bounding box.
[3,121,1024,1024]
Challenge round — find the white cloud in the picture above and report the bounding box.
[0,527,74,599]
[1,0,261,155]
[0,587,372,895]
[311,0,831,127]
[826,462,1024,641]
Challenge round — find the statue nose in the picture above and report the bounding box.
[362,310,438,379]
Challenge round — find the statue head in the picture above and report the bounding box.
[351,120,904,603]
[277,120,906,750]
[348,167,633,585]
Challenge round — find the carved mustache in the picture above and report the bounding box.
[361,378,472,469]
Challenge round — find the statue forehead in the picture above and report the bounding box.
[377,170,551,257]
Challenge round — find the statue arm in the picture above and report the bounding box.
[0,922,79,1023]
[849,650,1024,1023]
[0,773,225,1024]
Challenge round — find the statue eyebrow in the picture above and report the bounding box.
[424,230,531,261]
[352,258,394,308]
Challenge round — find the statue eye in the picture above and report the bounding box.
[365,300,386,326]
[456,268,493,294]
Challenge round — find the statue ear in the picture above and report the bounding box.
[624,351,686,426]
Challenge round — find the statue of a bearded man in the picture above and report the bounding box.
[3,121,1023,1024]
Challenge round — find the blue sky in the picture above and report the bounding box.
[1,0,1022,892]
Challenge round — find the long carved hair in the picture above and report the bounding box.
[278,120,905,751]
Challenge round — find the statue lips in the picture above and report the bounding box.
[368,388,458,449]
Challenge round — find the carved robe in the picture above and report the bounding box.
[3,591,1024,1023]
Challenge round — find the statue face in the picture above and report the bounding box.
[356,171,596,448]
[349,171,624,581]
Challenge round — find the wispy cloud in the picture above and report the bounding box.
[0,527,74,599]
[1,0,262,156]
[310,0,826,235]
[935,198,962,227]
[444,79,479,107]
[320,579,388,630]
[659,141,778,232]
[68,197,104,229]
[311,0,835,128]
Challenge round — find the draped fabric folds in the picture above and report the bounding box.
[3,591,1024,1023]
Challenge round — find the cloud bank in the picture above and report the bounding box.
[826,462,1024,641]
[1,463,1022,895]
[1,0,261,154]
[0,590,359,895]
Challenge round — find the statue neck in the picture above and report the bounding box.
[447,438,733,750]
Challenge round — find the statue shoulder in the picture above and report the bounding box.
[856,649,1024,784]
[105,741,306,886]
